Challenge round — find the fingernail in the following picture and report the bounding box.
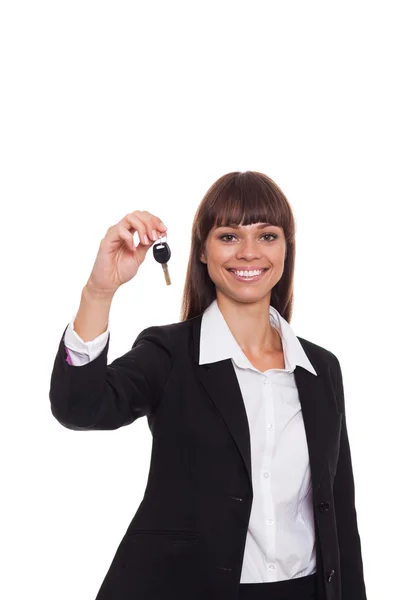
[151,230,157,241]
[144,234,149,244]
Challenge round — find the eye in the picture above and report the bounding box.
[219,233,277,242]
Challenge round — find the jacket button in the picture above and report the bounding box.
[327,569,335,582]
[318,501,330,512]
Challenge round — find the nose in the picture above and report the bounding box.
[235,239,263,260]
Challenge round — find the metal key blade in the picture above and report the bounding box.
[162,263,171,285]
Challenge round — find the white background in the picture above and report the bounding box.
[1,1,397,598]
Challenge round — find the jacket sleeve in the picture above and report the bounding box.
[333,355,367,600]
[49,324,173,430]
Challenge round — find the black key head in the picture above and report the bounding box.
[153,241,171,264]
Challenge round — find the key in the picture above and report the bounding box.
[153,237,172,285]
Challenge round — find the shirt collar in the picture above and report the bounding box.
[199,298,317,375]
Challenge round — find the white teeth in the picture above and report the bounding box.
[232,269,264,277]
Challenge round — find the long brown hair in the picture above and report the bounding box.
[179,170,297,323]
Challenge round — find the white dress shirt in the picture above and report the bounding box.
[63,299,318,583]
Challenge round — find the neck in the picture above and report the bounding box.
[216,294,282,356]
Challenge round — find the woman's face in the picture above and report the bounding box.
[200,221,287,303]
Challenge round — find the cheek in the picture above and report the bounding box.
[205,255,229,281]
[201,242,230,279]
[209,244,233,262]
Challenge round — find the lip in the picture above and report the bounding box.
[226,268,269,283]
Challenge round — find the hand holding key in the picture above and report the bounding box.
[86,210,168,297]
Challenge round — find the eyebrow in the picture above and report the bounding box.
[215,222,276,230]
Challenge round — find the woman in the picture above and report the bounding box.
[49,171,367,600]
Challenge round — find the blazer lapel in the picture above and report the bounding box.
[191,313,341,495]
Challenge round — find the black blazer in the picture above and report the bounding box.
[50,313,367,600]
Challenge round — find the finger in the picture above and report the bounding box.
[117,225,137,252]
[125,213,151,246]
[148,218,168,242]
[135,211,168,237]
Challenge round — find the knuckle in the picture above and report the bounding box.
[127,213,142,227]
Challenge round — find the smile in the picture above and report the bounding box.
[227,268,269,282]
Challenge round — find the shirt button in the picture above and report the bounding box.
[267,423,273,430]
[269,564,276,570]
[263,472,270,479]
[267,519,274,524]
[263,377,269,384]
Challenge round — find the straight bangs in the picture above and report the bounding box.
[197,171,294,243]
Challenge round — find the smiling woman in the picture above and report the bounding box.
[50,169,367,600]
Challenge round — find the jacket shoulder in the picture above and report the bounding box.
[134,316,194,350]
[139,317,193,337]
[296,334,339,370]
